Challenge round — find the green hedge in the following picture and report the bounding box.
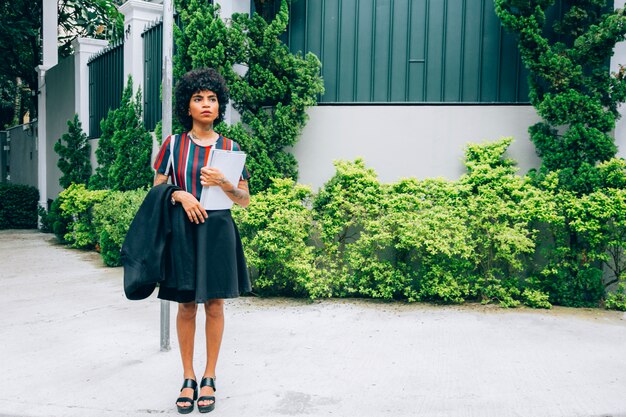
[46,138,626,310]
[93,188,148,266]
[0,183,39,229]
[236,138,626,310]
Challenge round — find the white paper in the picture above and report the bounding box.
[199,149,247,210]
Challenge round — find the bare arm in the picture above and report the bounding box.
[154,173,169,186]
[220,179,251,208]
[154,173,208,224]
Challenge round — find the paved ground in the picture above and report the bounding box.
[1,229,626,417]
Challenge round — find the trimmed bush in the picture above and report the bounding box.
[54,114,92,189]
[605,284,626,311]
[0,183,39,229]
[93,188,148,266]
[58,184,109,249]
[312,158,385,298]
[232,178,316,297]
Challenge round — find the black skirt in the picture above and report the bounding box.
[157,209,251,303]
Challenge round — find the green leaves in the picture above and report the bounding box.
[495,0,625,194]
[91,76,153,191]
[54,114,92,189]
[174,0,324,193]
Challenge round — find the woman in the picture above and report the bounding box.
[152,67,251,414]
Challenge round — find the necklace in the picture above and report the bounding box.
[189,130,217,146]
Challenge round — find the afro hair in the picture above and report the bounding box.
[174,67,230,130]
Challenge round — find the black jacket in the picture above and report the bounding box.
[121,184,195,300]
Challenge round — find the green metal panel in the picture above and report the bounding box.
[143,20,163,131]
[88,41,124,138]
[281,0,547,103]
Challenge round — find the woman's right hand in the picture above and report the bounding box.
[173,191,208,224]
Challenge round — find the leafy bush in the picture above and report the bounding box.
[459,137,554,306]
[346,177,473,303]
[91,76,153,191]
[58,184,109,248]
[54,114,92,189]
[0,183,39,229]
[174,0,324,193]
[605,283,626,311]
[495,1,626,193]
[232,178,316,297]
[48,197,72,243]
[312,158,385,297]
[521,288,552,309]
[93,188,148,266]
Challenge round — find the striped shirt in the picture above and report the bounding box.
[153,132,251,200]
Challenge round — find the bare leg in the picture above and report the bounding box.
[198,299,224,407]
[177,302,198,408]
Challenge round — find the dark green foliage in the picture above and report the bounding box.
[494,0,626,193]
[89,107,116,189]
[0,183,38,229]
[606,283,626,311]
[92,77,153,191]
[54,114,92,189]
[232,178,316,296]
[0,0,123,124]
[173,0,323,193]
[93,188,148,266]
[48,198,72,243]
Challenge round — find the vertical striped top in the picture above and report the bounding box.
[153,132,251,200]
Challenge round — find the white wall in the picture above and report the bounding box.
[291,105,542,190]
[46,55,76,199]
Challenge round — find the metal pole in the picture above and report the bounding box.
[160,0,174,353]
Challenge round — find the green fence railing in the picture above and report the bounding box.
[283,0,532,103]
[88,41,124,138]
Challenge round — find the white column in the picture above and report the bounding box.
[42,0,58,68]
[37,0,59,211]
[215,0,251,124]
[119,0,164,94]
[613,0,626,158]
[72,38,109,130]
[36,66,49,210]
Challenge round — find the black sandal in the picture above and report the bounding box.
[197,376,217,413]
[176,378,198,414]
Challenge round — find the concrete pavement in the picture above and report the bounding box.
[1,229,626,417]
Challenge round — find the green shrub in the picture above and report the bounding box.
[0,183,39,229]
[93,188,148,266]
[346,177,473,303]
[312,158,385,297]
[174,0,324,193]
[54,114,92,189]
[605,283,626,311]
[91,77,153,191]
[232,178,316,297]
[521,288,552,309]
[58,184,109,248]
[495,1,626,194]
[48,197,72,243]
[37,198,54,233]
[459,138,554,306]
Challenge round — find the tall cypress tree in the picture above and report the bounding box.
[54,114,92,188]
[495,1,626,194]
[108,77,154,191]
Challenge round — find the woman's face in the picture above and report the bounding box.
[188,90,219,126]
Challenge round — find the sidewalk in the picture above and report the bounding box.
[1,229,626,417]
